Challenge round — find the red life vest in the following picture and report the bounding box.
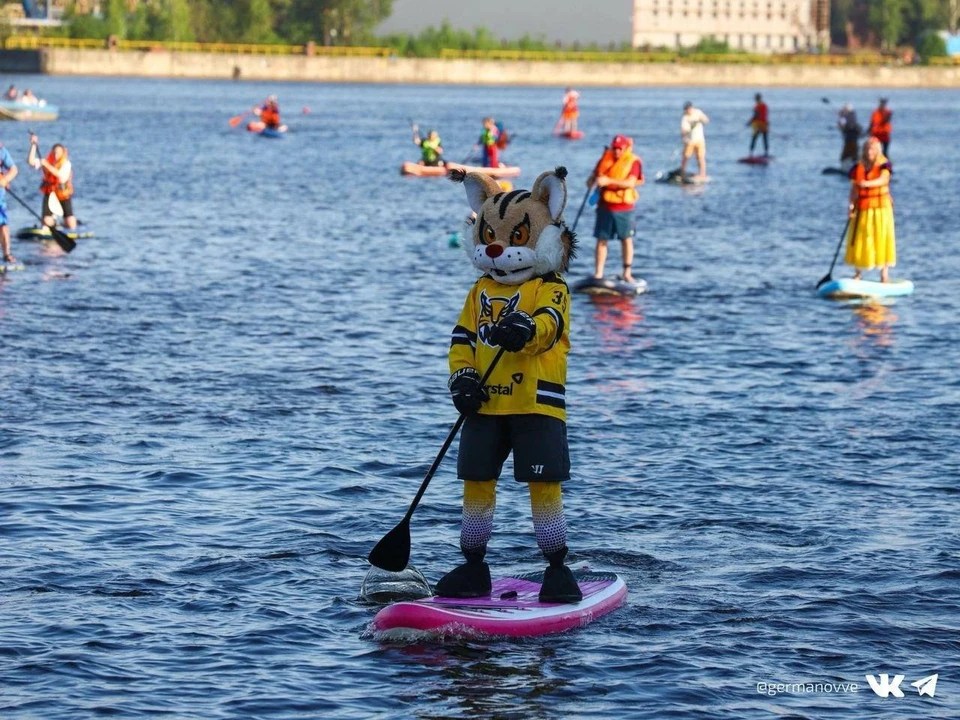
[40,150,73,201]
[869,109,892,143]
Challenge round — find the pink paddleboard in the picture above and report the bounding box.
[373,570,626,639]
[557,130,584,140]
[737,156,773,165]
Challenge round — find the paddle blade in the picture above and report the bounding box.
[368,518,411,572]
[50,226,76,253]
[228,112,248,128]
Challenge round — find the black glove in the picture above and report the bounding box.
[489,311,536,352]
[448,367,489,416]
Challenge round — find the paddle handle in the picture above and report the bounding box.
[400,347,506,523]
[570,183,594,234]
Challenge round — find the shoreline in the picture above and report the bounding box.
[1,48,958,88]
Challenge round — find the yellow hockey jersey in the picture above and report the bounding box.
[450,273,570,421]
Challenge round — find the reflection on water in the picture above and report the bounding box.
[851,300,898,349]
[585,294,648,350]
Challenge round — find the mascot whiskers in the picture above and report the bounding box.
[438,166,582,603]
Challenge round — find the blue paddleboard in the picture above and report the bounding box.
[573,276,648,297]
[818,278,914,300]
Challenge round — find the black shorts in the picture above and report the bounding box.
[42,195,73,218]
[457,413,570,482]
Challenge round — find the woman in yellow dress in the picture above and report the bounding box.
[845,136,895,282]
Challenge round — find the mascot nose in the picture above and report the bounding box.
[485,244,504,258]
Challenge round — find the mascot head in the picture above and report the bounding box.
[449,167,576,285]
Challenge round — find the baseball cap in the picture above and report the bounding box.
[611,134,630,149]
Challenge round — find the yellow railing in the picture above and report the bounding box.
[4,36,392,57]
[438,48,908,66]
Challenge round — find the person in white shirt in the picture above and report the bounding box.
[679,101,710,179]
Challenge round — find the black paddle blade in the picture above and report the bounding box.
[50,227,76,253]
[367,518,411,572]
[816,273,831,289]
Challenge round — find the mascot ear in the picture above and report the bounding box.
[531,166,568,222]
[449,169,502,214]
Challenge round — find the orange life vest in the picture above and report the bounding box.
[595,148,640,206]
[261,106,281,128]
[851,159,892,210]
[869,109,892,143]
[40,150,73,201]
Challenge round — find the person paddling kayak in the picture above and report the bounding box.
[0,141,18,264]
[256,95,282,130]
[845,136,896,283]
[747,93,769,157]
[28,133,77,232]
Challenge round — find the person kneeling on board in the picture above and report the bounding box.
[845,136,896,283]
[587,135,642,283]
[257,95,282,130]
[28,134,76,232]
[438,166,582,604]
[413,125,444,167]
[0,141,18,264]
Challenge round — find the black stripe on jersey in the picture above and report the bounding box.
[538,271,569,289]
[533,306,564,348]
[536,379,566,409]
[497,190,531,219]
[451,325,477,348]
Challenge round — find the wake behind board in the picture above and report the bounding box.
[738,156,772,165]
[373,570,626,640]
[818,277,914,300]
[573,275,648,297]
[16,226,94,241]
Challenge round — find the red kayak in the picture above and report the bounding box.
[400,161,521,178]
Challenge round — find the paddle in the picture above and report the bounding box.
[570,183,594,233]
[229,109,252,128]
[816,212,857,289]
[5,186,75,253]
[368,347,507,572]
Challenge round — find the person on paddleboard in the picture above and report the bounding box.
[868,98,893,158]
[747,93,769,157]
[587,135,643,284]
[679,101,709,179]
[439,167,582,604]
[256,95,282,130]
[0,141,18,264]
[479,117,500,168]
[28,134,77,232]
[412,125,444,167]
[845,136,896,283]
[837,104,862,171]
[560,87,580,134]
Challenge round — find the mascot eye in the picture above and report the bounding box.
[510,225,530,246]
[483,225,497,244]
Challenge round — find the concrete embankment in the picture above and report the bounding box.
[2,48,958,88]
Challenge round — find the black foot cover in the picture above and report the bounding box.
[434,559,492,598]
[539,547,583,603]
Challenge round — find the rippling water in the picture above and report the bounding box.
[1,77,958,718]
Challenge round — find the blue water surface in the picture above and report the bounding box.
[0,77,958,719]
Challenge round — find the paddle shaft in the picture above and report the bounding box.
[570,183,593,233]
[398,347,506,525]
[818,211,858,288]
[4,186,75,253]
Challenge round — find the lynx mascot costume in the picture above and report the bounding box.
[438,166,582,603]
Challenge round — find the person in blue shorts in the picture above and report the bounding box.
[586,135,643,282]
[0,142,19,264]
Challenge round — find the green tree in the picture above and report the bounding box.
[104,0,128,38]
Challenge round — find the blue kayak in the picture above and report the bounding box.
[259,126,287,139]
[817,278,914,300]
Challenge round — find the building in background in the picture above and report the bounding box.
[632,0,830,52]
